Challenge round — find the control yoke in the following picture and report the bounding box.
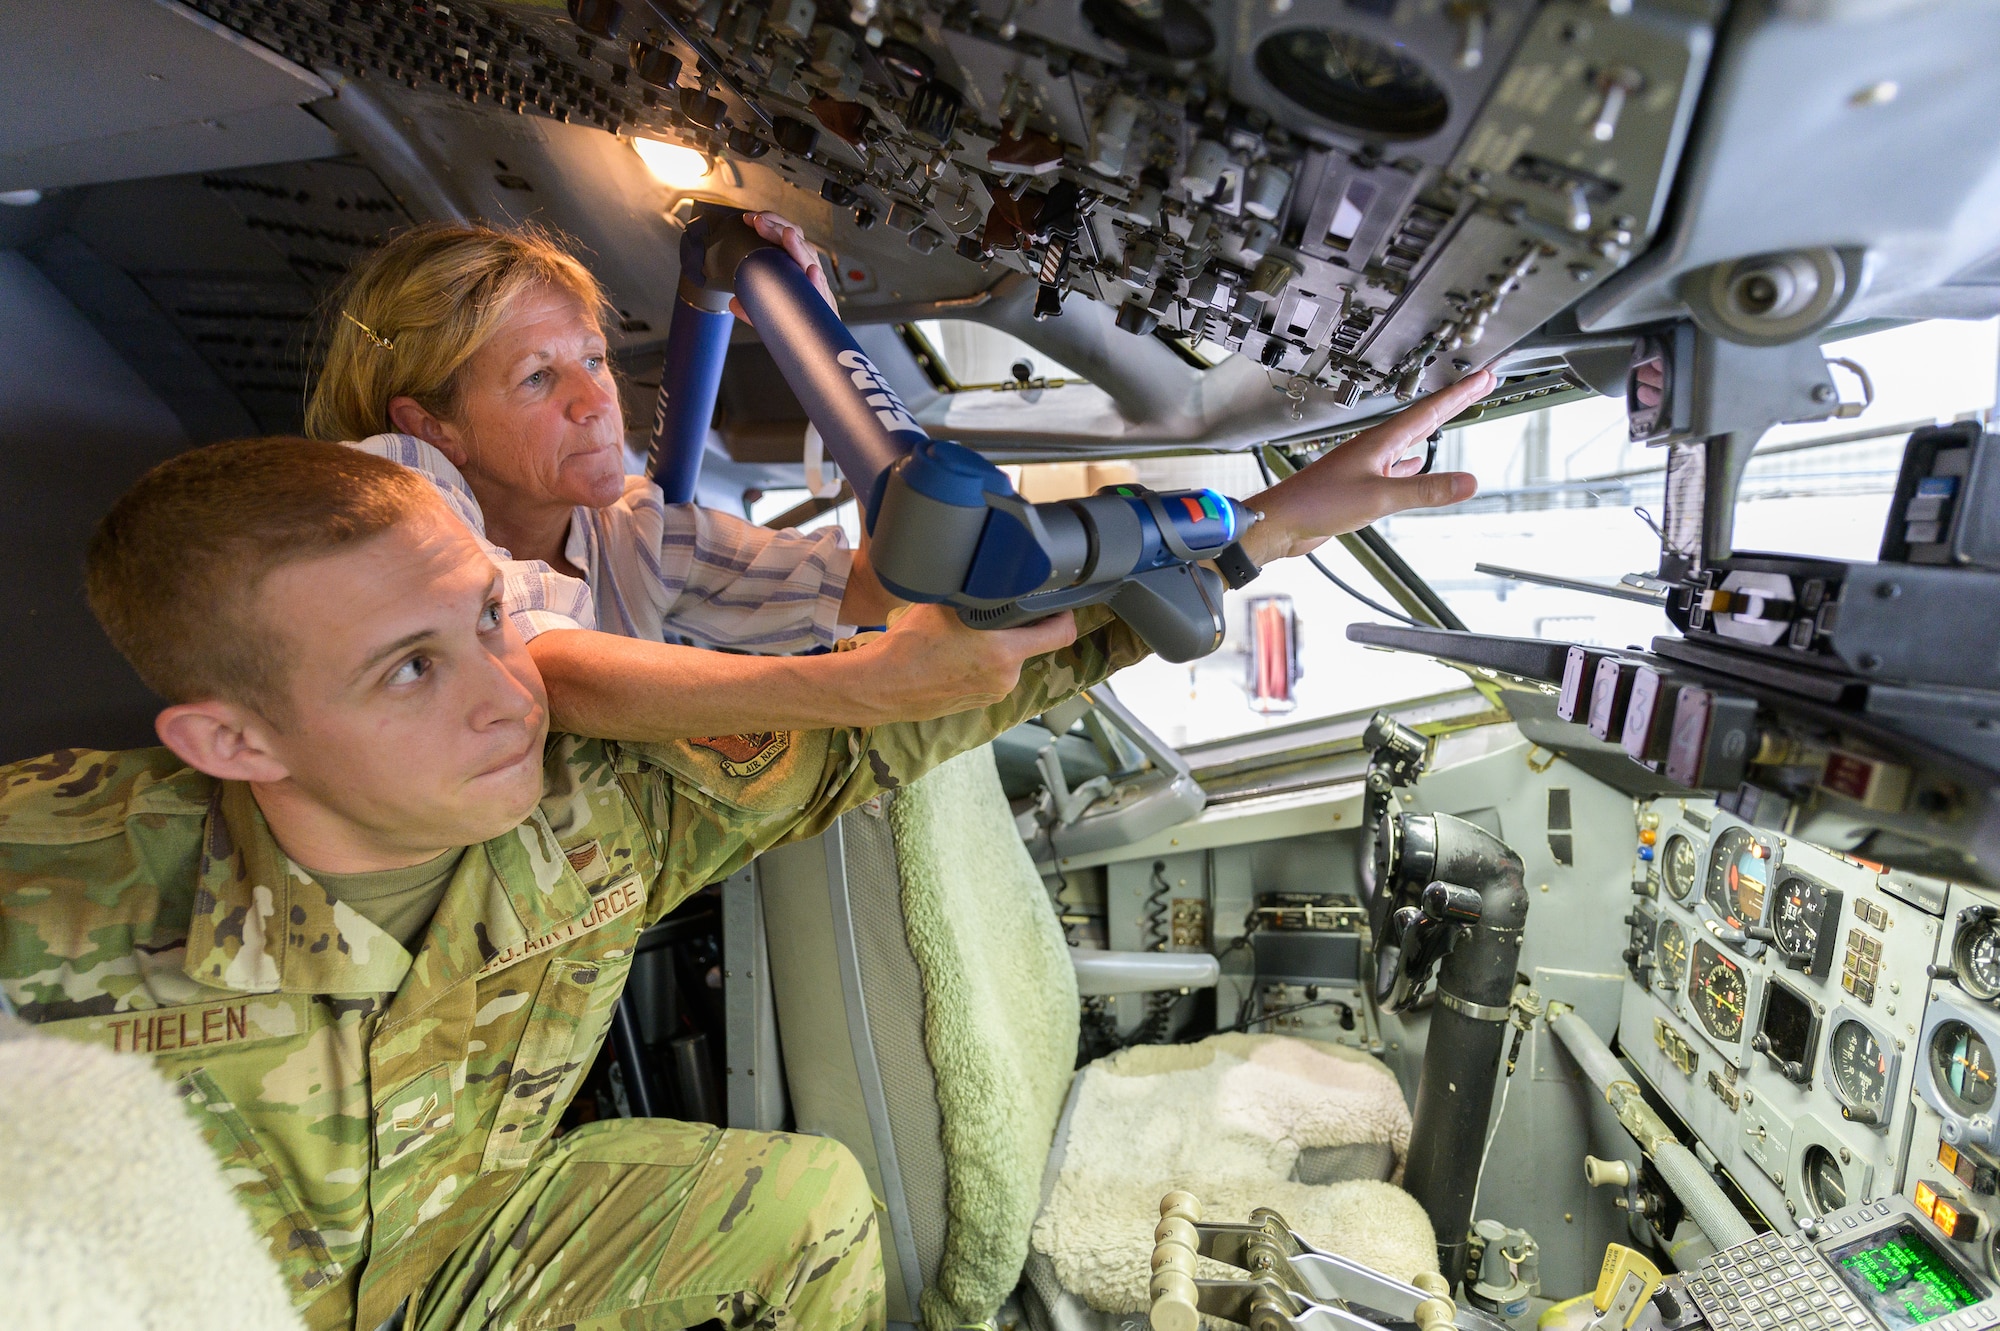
[650,206,1259,662]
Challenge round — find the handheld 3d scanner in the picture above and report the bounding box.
[648,206,1258,662]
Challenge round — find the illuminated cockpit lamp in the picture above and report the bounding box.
[633,137,712,188]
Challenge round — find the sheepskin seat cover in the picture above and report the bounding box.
[1032,1033,1439,1314]
[0,1013,303,1331]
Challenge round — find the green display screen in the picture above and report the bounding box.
[1830,1224,1985,1328]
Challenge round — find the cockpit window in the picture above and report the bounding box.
[1033,453,1473,749]
[903,320,1087,391]
[1373,316,2000,647]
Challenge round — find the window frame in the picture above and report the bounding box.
[895,320,1091,393]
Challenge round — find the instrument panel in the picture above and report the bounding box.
[1622,799,1947,1248]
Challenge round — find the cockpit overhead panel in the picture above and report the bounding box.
[174,0,1713,409]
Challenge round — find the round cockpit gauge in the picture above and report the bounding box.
[1953,914,2000,1002]
[1803,1144,1848,1215]
[1691,939,1747,1044]
[1661,833,1699,901]
[1829,1017,1892,1125]
[1772,875,1828,959]
[1254,29,1450,138]
[1655,918,1689,992]
[1930,1019,1999,1116]
[1705,826,1770,932]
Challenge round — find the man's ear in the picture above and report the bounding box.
[387,396,470,468]
[155,701,293,785]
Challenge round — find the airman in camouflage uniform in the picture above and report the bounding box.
[0,612,1143,1330]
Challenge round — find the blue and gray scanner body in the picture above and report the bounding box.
[650,207,1255,663]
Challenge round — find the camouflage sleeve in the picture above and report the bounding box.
[818,606,1147,824]
[617,609,1147,922]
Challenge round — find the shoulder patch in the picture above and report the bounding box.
[622,729,831,814]
[689,732,789,778]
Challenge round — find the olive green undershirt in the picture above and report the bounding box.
[314,848,467,954]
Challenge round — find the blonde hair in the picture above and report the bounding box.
[305,221,607,443]
[87,438,437,716]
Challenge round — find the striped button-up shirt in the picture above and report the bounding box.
[349,434,852,652]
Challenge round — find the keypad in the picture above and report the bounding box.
[1687,1231,1875,1331]
[1684,1205,2000,1331]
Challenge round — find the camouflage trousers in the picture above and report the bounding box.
[407,1120,886,1331]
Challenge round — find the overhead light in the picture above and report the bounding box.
[633,138,711,188]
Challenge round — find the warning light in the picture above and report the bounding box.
[1934,1198,1977,1242]
[1915,1180,1940,1219]
[1941,1142,1961,1174]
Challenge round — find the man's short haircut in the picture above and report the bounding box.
[303,221,607,443]
[87,437,438,716]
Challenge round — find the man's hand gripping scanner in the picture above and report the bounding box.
[1147,1191,1507,1331]
[652,206,1259,662]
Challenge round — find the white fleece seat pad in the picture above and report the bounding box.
[1031,1032,1439,1315]
[0,1014,303,1331]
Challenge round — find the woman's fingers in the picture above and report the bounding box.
[1382,469,1478,514]
[1359,368,1496,464]
[744,211,837,308]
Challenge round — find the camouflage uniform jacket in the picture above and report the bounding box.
[0,614,1143,1331]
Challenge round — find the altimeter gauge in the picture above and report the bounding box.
[1827,1011,1897,1128]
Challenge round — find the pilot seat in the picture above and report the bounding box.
[754,740,1438,1330]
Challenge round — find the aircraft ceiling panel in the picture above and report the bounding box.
[0,0,336,189]
[1580,2,2000,331]
[0,105,344,195]
[53,159,413,434]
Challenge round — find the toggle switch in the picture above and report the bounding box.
[1590,66,1644,143]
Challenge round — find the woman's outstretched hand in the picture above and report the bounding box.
[1240,369,1493,565]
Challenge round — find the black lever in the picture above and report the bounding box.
[1385,880,1485,1013]
[1424,881,1485,923]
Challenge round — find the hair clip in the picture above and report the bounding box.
[341,309,395,351]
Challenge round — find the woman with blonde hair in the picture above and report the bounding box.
[307,212,1066,739]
